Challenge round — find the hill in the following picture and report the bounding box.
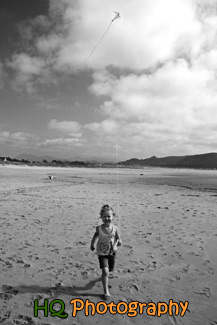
[175,153,217,169]
[119,153,217,169]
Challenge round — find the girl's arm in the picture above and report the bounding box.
[90,226,99,251]
[114,227,122,247]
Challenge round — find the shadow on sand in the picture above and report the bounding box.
[2,277,103,299]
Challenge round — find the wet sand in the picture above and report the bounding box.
[0,165,217,324]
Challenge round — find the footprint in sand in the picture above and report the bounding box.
[3,261,13,268]
[0,311,11,323]
[129,284,139,295]
[1,286,18,300]
[181,265,190,273]
[167,314,185,325]
[12,314,35,325]
[194,287,211,298]
[175,252,183,259]
[146,261,157,272]
[0,292,17,301]
[74,241,87,246]
[207,268,214,275]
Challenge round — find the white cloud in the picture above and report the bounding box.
[9,53,44,75]
[0,131,10,142]
[6,0,217,86]
[88,57,217,156]
[48,119,82,137]
[85,119,116,134]
[8,0,212,74]
[48,0,198,71]
[0,128,85,157]
[40,137,83,148]
[7,53,46,93]
[89,70,116,96]
[10,132,30,142]
[0,130,38,147]
[36,34,63,54]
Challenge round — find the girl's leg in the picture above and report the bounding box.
[102,267,110,296]
[108,254,115,278]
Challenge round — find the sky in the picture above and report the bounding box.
[0,0,217,161]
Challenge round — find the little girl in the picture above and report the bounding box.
[90,204,122,299]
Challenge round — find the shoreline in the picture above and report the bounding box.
[1,162,217,172]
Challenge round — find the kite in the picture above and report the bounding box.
[112,11,121,21]
[83,11,121,63]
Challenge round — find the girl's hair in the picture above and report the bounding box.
[100,204,116,217]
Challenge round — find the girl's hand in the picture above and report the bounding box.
[113,239,121,251]
[90,245,95,251]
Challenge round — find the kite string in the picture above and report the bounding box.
[81,12,121,229]
[115,100,121,232]
[83,20,113,63]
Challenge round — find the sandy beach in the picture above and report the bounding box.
[0,165,216,324]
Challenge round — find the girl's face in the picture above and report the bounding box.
[101,209,113,225]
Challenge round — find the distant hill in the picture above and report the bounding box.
[15,153,55,162]
[119,153,217,169]
[12,152,217,169]
[175,153,217,169]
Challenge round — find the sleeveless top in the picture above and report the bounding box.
[96,225,117,256]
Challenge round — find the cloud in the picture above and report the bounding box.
[40,137,82,147]
[7,0,213,75]
[36,34,63,54]
[36,97,64,110]
[88,57,217,156]
[48,119,82,137]
[89,70,116,96]
[49,0,202,71]
[9,53,44,75]
[0,130,38,147]
[85,119,116,134]
[7,53,46,93]
[0,127,85,158]
[0,131,10,142]
[5,0,217,88]
[0,62,6,89]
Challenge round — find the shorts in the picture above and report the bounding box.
[98,253,116,272]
